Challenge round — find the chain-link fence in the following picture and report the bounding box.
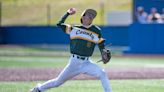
[1,0,131,26]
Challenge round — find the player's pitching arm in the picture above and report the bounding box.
[57,8,76,34]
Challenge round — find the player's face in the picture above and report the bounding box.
[81,13,94,26]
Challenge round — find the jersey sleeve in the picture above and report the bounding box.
[56,12,72,34]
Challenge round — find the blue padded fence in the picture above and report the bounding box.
[125,23,164,54]
[1,26,129,46]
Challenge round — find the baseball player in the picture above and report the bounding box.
[30,8,112,92]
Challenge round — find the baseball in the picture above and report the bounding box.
[68,8,76,15]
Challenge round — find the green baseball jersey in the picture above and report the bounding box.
[57,13,105,56]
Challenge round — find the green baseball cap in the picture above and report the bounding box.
[81,9,97,19]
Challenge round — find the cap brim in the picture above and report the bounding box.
[83,9,97,19]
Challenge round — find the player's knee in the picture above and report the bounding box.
[99,69,107,78]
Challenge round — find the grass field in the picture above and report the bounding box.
[0,46,164,92]
[1,0,131,25]
[0,55,164,68]
[0,80,164,92]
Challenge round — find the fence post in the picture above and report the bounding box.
[132,0,136,22]
[0,2,1,26]
[47,4,51,25]
[100,0,105,25]
[0,2,3,44]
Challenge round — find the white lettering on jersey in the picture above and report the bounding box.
[69,27,104,44]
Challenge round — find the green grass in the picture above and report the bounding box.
[0,46,164,68]
[110,56,164,68]
[0,79,163,92]
[0,56,68,68]
[0,56,164,68]
[1,0,131,25]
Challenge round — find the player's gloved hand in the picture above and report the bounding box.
[67,8,76,15]
[97,49,111,64]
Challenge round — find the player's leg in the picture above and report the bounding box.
[34,57,80,92]
[80,59,112,92]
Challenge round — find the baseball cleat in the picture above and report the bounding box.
[30,87,41,92]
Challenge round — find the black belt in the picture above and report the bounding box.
[72,54,88,60]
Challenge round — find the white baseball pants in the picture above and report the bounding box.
[38,54,112,92]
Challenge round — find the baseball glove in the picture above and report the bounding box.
[97,49,111,64]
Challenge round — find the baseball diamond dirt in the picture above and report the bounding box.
[0,67,164,81]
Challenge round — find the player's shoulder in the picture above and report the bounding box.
[90,25,102,34]
[91,25,101,31]
[93,25,101,30]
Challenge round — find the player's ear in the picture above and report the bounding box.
[80,13,85,24]
[80,18,83,24]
